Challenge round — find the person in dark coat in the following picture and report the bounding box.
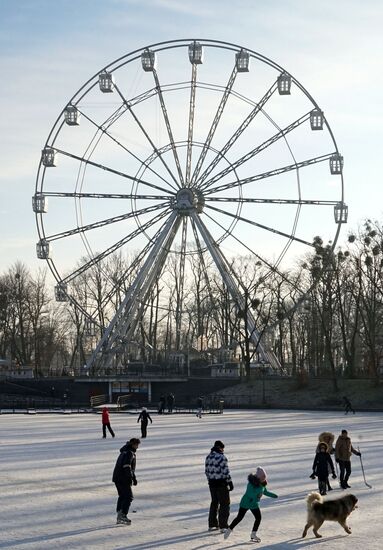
[310,442,336,495]
[167,392,175,413]
[205,440,233,532]
[137,407,152,438]
[316,432,335,491]
[112,438,140,524]
[343,396,355,414]
[196,395,204,418]
[158,395,166,414]
[101,406,115,438]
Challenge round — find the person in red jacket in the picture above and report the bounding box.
[102,406,115,438]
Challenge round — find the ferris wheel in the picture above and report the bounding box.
[33,39,347,372]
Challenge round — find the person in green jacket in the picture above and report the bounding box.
[224,467,278,543]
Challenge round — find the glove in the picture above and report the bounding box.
[132,477,138,486]
[332,473,337,479]
[228,481,234,491]
[309,473,316,480]
[335,458,340,463]
[358,452,362,457]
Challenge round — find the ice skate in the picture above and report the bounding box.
[208,526,218,531]
[116,511,131,525]
[250,531,261,542]
[223,528,232,539]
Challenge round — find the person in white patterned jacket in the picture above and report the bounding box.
[205,440,234,532]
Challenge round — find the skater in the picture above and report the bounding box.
[335,429,361,489]
[310,442,337,495]
[317,432,335,491]
[224,467,278,543]
[112,438,140,524]
[343,396,355,415]
[167,392,175,413]
[196,395,204,418]
[205,440,233,532]
[137,407,152,438]
[158,395,166,414]
[102,406,115,438]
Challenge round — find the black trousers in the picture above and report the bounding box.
[338,460,351,484]
[115,482,133,515]
[229,507,261,533]
[208,484,230,529]
[140,422,148,438]
[102,423,115,437]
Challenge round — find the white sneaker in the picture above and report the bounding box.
[208,527,218,531]
[250,531,261,542]
[224,528,232,539]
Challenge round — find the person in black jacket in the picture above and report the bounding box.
[137,407,152,438]
[310,442,336,495]
[112,438,141,524]
[205,440,233,532]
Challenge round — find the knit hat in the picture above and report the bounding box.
[318,442,328,451]
[255,467,267,482]
[214,440,225,449]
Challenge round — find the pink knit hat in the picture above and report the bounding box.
[255,467,267,482]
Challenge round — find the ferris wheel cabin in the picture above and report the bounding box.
[64,105,80,126]
[188,41,204,64]
[36,240,51,259]
[98,71,115,92]
[32,193,48,213]
[235,49,250,72]
[55,283,68,302]
[41,147,56,167]
[141,49,157,71]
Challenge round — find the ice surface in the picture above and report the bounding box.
[0,409,381,549]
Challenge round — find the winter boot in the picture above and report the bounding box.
[116,511,131,525]
[223,528,232,539]
[250,531,261,542]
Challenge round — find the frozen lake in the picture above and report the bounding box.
[0,409,381,549]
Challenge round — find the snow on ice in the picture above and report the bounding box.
[0,409,381,549]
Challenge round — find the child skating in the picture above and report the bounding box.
[310,441,336,495]
[223,467,278,543]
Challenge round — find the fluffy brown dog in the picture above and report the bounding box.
[302,492,358,538]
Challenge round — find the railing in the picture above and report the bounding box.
[90,394,107,407]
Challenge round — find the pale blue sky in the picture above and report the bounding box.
[1,0,382,277]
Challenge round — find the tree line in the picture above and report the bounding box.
[1,219,382,381]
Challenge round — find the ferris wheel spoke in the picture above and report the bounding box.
[62,208,172,284]
[152,69,185,186]
[40,191,170,200]
[199,111,311,192]
[205,203,314,247]
[205,197,339,206]
[45,201,170,242]
[190,217,223,326]
[99,217,173,311]
[195,81,278,187]
[191,66,238,184]
[190,211,268,357]
[185,63,197,186]
[78,107,179,190]
[202,209,303,295]
[53,147,173,195]
[113,83,180,191]
[88,213,181,370]
[175,217,188,346]
[204,153,335,196]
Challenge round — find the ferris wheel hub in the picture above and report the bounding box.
[174,188,205,215]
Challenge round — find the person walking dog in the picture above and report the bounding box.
[335,429,361,489]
